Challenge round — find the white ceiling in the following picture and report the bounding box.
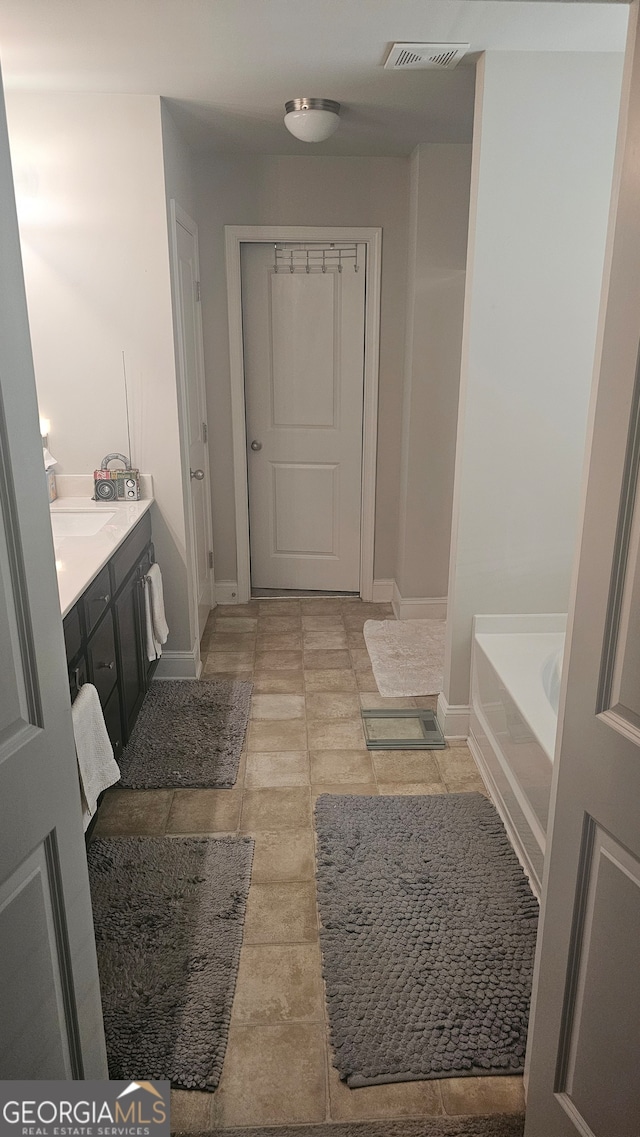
[0,0,629,155]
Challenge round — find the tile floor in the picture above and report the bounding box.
[93,597,525,1130]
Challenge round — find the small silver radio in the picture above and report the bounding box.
[94,453,141,501]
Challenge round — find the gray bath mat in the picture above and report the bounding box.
[119,679,252,788]
[88,835,254,1090]
[179,1117,524,1137]
[315,794,538,1087]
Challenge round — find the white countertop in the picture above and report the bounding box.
[51,496,153,618]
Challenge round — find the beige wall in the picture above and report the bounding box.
[6,92,193,653]
[195,153,409,583]
[396,143,471,602]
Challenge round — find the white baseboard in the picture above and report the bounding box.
[392,581,447,621]
[214,580,240,604]
[371,579,394,602]
[154,645,201,680]
[436,691,469,741]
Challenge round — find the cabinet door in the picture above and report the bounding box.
[87,610,117,707]
[115,569,146,741]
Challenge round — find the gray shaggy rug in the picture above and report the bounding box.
[118,679,252,788]
[88,835,254,1090]
[315,793,538,1087]
[177,1117,525,1136]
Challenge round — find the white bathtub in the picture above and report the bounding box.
[469,614,566,897]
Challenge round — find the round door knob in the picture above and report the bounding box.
[190,468,205,480]
[250,440,262,451]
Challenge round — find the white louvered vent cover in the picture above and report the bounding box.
[384,43,470,70]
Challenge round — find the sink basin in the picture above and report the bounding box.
[50,511,115,537]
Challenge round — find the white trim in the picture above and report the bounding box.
[392,581,447,621]
[372,578,394,602]
[153,645,201,680]
[168,200,214,640]
[436,690,469,740]
[214,580,240,604]
[225,225,382,605]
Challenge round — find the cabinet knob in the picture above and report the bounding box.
[190,468,205,480]
[94,594,110,604]
[97,661,115,670]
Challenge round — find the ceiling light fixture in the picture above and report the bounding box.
[284,98,341,143]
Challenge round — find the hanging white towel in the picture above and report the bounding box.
[144,575,162,662]
[72,682,120,831]
[147,562,169,647]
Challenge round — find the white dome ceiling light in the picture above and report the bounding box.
[284,98,341,143]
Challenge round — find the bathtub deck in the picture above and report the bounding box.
[475,630,564,762]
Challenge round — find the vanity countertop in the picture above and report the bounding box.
[51,497,154,617]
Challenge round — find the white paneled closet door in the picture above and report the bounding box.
[241,242,366,592]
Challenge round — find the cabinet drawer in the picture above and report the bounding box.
[102,685,123,762]
[110,513,152,593]
[83,565,112,637]
[88,610,118,706]
[63,605,83,663]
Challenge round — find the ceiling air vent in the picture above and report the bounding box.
[384,42,470,71]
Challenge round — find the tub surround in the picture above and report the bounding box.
[469,613,566,897]
[50,476,153,616]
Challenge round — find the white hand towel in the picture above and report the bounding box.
[144,575,162,662]
[72,683,120,831]
[147,562,169,646]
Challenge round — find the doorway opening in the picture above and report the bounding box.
[225,226,382,606]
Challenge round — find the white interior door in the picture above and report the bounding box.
[525,11,640,1134]
[171,203,213,640]
[242,242,366,592]
[0,73,106,1078]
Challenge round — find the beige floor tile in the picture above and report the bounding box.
[250,694,306,720]
[248,719,308,752]
[378,782,448,795]
[446,779,488,795]
[255,649,303,671]
[304,669,358,692]
[165,789,242,834]
[232,943,323,1023]
[303,629,348,650]
[312,784,379,804]
[252,671,305,694]
[302,614,346,630]
[306,692,362,720]
[413,694,439,710]
[245,751,310,788]
[439,1075,525,1116]
[251,828,316,882]
[258,616,301,634]
[211,1024,326,1127]
[216,603,259,617]
[255,632,303,651]
[304,649,353,670]
[243,881,319,943]
[346,631,367,649]
[307,719,366,750]
[214,616,258,632]
[258,600,302,616]
[204,653,254,675]
[169,1090,212,1132]
[350,648,374,672]
[436,749,482,785]
[359,694,417,710]
[310,750,375,784]
[207,632,256,650]
[300,598,346,614]
[93,789,174,836]
[371,751,441,784]
[241,787,312,831]
[356,669,380,691]
[327,1065,443,1122]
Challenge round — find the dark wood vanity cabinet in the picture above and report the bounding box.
[63,512,158,757]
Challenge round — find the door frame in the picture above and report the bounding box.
[225,225,382,603]
[168,199,214,659]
